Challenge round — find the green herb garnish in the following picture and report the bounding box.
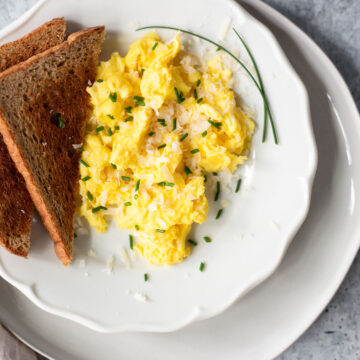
[204,236,212,243]
[125,116,134,122]
[212,172,218,176]
[184,166,192,175]
[136,25,277,144]
[111,163,117,169]
[107,128,113,136]
[107,114,115,120]
[204,175,207,183]
[216,209,223,219]
[157,118,166,127]
[97,79,104,83]
[158,144,166,149]
[144,273,148,281]
[235,178,242,193]
[77,148,84,152]
[87,191,93,201]
[134,96,145,106]
[125,106,132,113]
[92,206,107,213]
[58,115,65,128]
[135,179,140,191]
[134,194,139,200]
[122,176,131,181]
[81,175,91,182]
[148,131,155,136]
[135,224,140,231]
[196,97,203,104]
[96,126,104,132]
[79,159,90,168]
[158,181,166,186]
[124,201,132,206]
[190,148,199,154]
[156,229,165,233]
[194,88,198,100]
[199,262,205,271]
[174,87,185,103]
[196,79,201,87]
[216,47,221,52]
[188,239,198,246]
[141,68,145,74]
[109,92,117,102]
[201,130,207,137]
[152,42,158,50]
[208,119,222,129]
[180,133,188,142]
[172,118,177,130]
[74,232,77,238]
[129,235,133,250]
[214,181,220,201]
[114,125,120,130]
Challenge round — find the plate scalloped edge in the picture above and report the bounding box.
[0,0,318,333]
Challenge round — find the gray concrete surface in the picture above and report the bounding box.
[0,0,359,359]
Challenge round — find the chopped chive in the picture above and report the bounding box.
[129,235,133,250]
[204,175,207,183]
[125,116,134,122]
[107,128,113,136]
[212,172,218,176]
[148,131,155,136]
[190,148,200,154]
[197,97,203,104]
[166,182,174,187]
[174,87,185,103]
[77,148,84,152]
[204,236,212,243]
[156,229,165,233]
[58,115,65,128]
[214,181,220,201]
[109,92,117,102]
[216,47,221,52]
[79,159,90,167]
[122,176,131,181]
[134,194,139,200]
[158,144,166,149]
[208,119,222,129]
[141,68,145,74]
[124,201,132,206]
[235,178,242,193]
[201,130,207,137]
[114,125,120,130]
[96,79,104,83]
[107,114,115,119]
[152,42,158,50]
[81,175,91,182]
[125,106,132,113]
[157,118,166,127]
[184,166,192,175]
[194,88,198,100]
[144,273,148,282]
[134,96,145,106]
[216,208,223,219]
[96,126,104,132]
[74,232,77,239]
[196,79,201,87]
[180,133,188,142]
[135,224,140,231]
[172,118,177,130]
[135,179,140,191]
[188,239,198,246]
[158,181,166,186]
[87,191,93,201]
[111,163,117,169]
[92,205,107,213]
[199,262,205,272]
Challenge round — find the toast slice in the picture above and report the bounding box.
[0,26,105,265]
[0,18,66,257]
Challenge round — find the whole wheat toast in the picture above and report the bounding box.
[0,26,105,265]
[0,18,66,257]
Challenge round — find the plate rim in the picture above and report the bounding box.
[0,0,317,333]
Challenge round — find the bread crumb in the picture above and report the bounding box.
[106,255,115,274]
[72,143,83,149]
[20,209,25,214]
[119,247,131,267]
[88,248,97,257]
[271,221,280,231]
[134,292,148,302]
[221,199,231,208]
[42,142,47,146]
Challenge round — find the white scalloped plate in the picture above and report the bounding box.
[0,0,317,333]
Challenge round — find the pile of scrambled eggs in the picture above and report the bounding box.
[78,32,254,265]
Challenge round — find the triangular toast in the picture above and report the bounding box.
[0,26,105,265]
[0,18,66,257]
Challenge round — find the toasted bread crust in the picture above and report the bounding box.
[0,18,67,257]
[0,26,105,265]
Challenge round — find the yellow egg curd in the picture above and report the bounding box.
[77,32,254,265]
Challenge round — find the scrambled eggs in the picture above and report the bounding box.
[78,32,254,265]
